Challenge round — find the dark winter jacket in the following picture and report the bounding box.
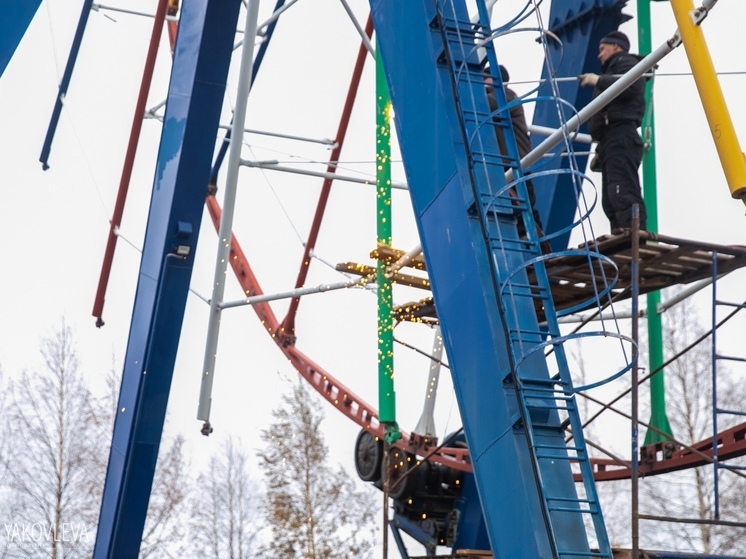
[486,85,531,159]
[588,51,647,141]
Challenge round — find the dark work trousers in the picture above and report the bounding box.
[596,123,647,231]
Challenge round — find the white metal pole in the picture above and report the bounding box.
[338,0,375,58]
[414,326,444,438]
[512,39,677,177]
[219,276,371,310]
[198,0,261,427]
[242,159,409,190]
[385,244,423,278]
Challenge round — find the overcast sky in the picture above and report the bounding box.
[1,0,745,550]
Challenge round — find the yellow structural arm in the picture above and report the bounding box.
[669,0,746,202]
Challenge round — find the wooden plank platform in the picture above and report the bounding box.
[337,231,746,323]
[546,230,746,315]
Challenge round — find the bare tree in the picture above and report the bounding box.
[258,379,377,559]
[0,367,18,559]
[1,324,190,558]
[0,367,8,487]
[3,320,99,558]
[190,437,262,559]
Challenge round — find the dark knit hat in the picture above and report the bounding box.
[483,64,511,83]
[600,30,630,52]
[498,64,510,83]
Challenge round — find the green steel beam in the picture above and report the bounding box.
[376,44,399,443]
[638,0,674,445]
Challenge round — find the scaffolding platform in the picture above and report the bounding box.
[336,231,746,324]
[546,230,746,314]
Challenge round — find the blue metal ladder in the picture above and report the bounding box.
[433,1,612,556]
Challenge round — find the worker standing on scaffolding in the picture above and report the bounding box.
[580,30,648,233]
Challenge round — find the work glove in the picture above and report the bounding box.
[578,73,600,87]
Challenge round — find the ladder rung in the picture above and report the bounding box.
[525,421,568,433]
[526,398,567,410]
[509,329,546,336]
[508,327,548,338]
[534,448,585,458]
[548,505,599,514]
[522,389,572,400]
[525,392,574,403]
[718,463,746,471]
[482,203,517,217]
[491,244,535,255]
[522,387,572,398]
[478,189,514,201]
[556,551,608,559]
[716,407,746,417]
[534,443,583,453]
[527,407,573,418]
[547,496,598,505]
[473,156,516,170]
[490,237,538,249]
[521,375,567,386]
[535,452,580,461]
[501,292,545,304]
[501,280,547,292]
[528,415,574,427]
[520,379,570,389]
[440,17,480,32]
[715,354,746,363]
[524,424,564,433]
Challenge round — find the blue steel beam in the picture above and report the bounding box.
[531,0,631,251]
[93,0,241,556]
[39,0,95,170]
[0,0,42,77]
[370,1,591,556]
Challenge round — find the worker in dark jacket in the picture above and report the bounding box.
[485,64,543,235]
[579,30,648,233]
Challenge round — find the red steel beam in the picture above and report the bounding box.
[277,14,374,345]
[205,195,281,337]
[585,422,746,482]
[92,0,170,326]
[205,195,472,471]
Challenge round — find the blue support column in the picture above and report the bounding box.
[93,0,241,556]
[531,0,630,250]
[370,1,596,556]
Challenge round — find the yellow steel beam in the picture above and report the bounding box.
[669,0,746,203]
